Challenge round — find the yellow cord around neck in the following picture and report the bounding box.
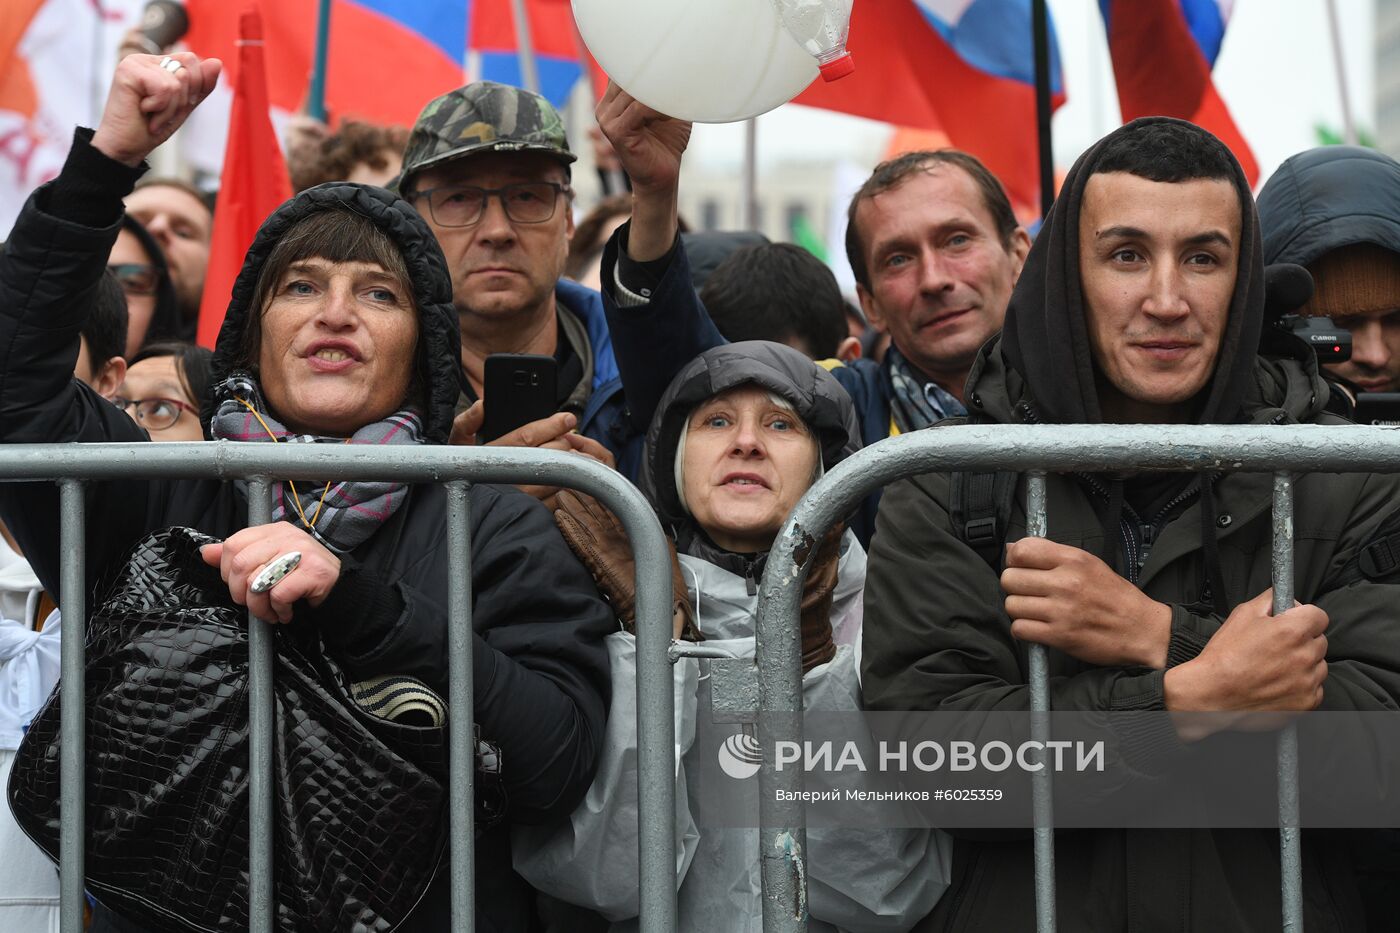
[235,396,338,532]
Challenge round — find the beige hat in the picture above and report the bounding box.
[1304,243,1400,317]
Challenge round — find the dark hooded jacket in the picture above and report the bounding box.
[861,118,1400,932]
[1257,145,1400,269]
[0,130,614,932]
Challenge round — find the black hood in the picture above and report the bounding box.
[640,341,860,542]
[1257,145,1400,267]
[203,183,463,443]
[1001,116,1265,426]
[119,214,186,346]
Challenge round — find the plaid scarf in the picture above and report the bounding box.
[210,374,424,554]
[886,345,967,433]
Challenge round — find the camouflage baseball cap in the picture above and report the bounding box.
[393,81,576,193]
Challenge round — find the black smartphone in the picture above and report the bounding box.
[1352,393,1400,427]
[481,354,558,442]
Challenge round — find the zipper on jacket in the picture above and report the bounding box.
[743,557,760,596]
[1137,523,1156,577]
[1136,484,1202,581]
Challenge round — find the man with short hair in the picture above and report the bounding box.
[838,149,1030,439]
[124,178,212,327]
[861,117,1400,930]
[1258,146,1400,395]
[74,269,129,399]
[819,150,1031,542]
[394,81,722,480]
[700,242,860,361]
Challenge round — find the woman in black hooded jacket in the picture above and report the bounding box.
[0,52,612,932]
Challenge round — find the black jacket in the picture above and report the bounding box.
[863,118,1400,932]
[0,130,614,932]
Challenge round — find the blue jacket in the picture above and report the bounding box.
[582,229,726,481]
[824,357,896,547]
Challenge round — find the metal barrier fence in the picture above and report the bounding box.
[753,422,1400,933]
[0,442,678,933]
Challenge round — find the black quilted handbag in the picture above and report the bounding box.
[6,526,451,933]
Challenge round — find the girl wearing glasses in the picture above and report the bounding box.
[112,341,212,442]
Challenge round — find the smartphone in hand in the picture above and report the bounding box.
[481,354,559,442]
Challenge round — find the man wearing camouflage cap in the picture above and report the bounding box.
[397,80,722,482]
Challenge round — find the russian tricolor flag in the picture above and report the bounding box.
[795,0,1064,215]
[466,0,584,106]
[183,0,582,136]
[1099,0,1259,185]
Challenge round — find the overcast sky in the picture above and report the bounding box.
[683,0,1377,187]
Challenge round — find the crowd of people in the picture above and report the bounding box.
[0,35,1399,933]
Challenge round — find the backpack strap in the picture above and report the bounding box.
[945,417,1020,572]
[951,470,1020,571]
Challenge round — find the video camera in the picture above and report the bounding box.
[1265,263,1400,423]
[1265,263,1352,364]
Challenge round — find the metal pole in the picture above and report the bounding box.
[247,479,275,933]
[628,501,679,932]
[307,0,334,122]
[1273,472,1304,931]
[742,118,759,231]
[755,524,813,932]
[1025,472,1057,933]
[58,480,85,933]
[1324,0,1358,145]
[508,0,541,94]
[446,482,476,931]
[1031,0,1055,218]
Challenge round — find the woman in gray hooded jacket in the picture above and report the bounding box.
[514,341,950,931]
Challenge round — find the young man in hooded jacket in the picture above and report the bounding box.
[861,118,1400,931]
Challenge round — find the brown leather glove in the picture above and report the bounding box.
[798,524,843,673]
[552,489,701,640]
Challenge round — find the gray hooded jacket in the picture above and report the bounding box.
[515,342,951,931]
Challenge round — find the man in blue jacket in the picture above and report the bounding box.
[829,150,1031,541]
[395,80,722,482]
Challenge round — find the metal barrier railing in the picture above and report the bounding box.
[753,422,1400,933]
[0,442,678,933]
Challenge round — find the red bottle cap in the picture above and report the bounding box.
[819,53,855,82]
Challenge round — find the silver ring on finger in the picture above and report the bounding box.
[159,55,183,73]
[250,551,302,594]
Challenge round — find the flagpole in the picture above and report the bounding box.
[509,0,541,94]
[1032,0,1054,218]
[742,117,758,230]
[307,0,333,121]
[1325,0,1358,145]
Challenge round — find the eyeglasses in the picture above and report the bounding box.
[410,182,571,228]
[113,396,197,431]
[108,263,160,297]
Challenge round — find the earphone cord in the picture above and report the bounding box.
[235,396,336,531]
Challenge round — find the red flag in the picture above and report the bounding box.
[1101,0,1258,186]
[196,7,291,349]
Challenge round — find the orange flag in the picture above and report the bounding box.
[196,6,291,349]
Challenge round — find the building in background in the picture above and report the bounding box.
[1380,0,1400,156]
